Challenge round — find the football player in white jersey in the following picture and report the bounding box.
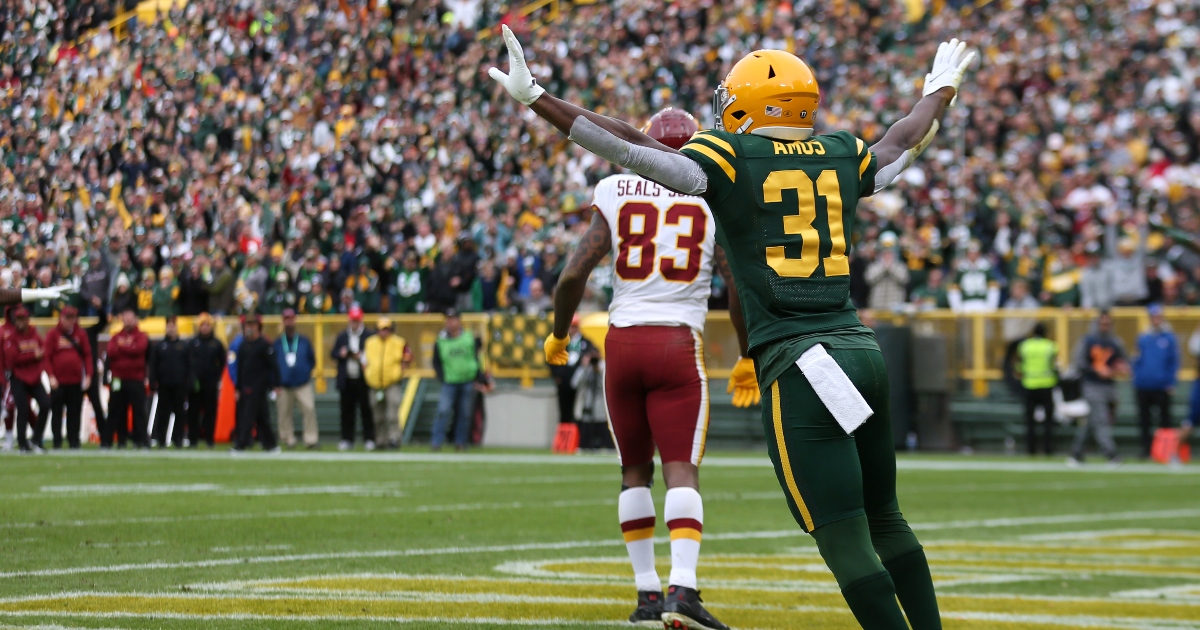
[544,109,759,630]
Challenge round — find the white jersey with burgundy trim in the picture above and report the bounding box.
[591,174,714,332]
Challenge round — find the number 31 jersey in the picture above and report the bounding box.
[679,129,879,387]
[591,174,715,332]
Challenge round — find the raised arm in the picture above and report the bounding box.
[870,40,975,194]
[490,25,709,197]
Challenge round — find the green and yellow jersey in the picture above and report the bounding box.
[680,129,880,388]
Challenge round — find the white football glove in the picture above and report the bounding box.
[923,38,975,106]
[21,284,74,303]
[487,24,545,106]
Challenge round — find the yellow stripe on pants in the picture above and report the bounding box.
[771,380,814,531]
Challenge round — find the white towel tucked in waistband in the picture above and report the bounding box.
[795,344,874,435]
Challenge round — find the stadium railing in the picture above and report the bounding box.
[26,307,1199,398]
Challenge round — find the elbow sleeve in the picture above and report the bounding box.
[569,116,707,195]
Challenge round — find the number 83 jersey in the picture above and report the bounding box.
[680,129,880,386]
[590,174,715,332]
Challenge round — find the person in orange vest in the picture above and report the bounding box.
[2,305,49,453]
[106,307,151,449]
[43,306,93,449]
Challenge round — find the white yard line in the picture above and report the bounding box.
[4,507,1200,580]
[0,625,135,630]
[6,483,408,500]
[0,498,620,530]
[39,449,1200,474]
[209,545,293,553]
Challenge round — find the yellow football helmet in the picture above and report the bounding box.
[713,50,820,141]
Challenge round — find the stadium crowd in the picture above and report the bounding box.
[0,0,1197,321]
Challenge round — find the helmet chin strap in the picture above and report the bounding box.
[751,127,815,141]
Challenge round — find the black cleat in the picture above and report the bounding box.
[662,585,729,630]
[628,591,664,627]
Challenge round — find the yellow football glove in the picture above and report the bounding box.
[727,357,761,408]
[544,333,569,366]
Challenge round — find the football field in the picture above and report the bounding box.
[0,450,1198,630]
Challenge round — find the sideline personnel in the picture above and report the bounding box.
[233,313,280,452]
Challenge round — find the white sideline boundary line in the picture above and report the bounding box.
[5,508,1200,580]
[37,449,1200,474]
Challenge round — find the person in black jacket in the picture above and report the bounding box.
[188,312,226,448]
[331,305,375,450]
[84,297,109,447]
[177,260,209,316]
[149,316,192,448]
[233,313,279,452]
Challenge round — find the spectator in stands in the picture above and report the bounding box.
[302,276,335,314]
[865,233,909,311]
[517,278,552,317]
[178,260,209,317]
[3,305,48,453]
[188,313,226,448]
[262,272,298,315]
[151,267,180,317]
[393,252,426,314]
[431,309,483,452]
[1069,311,1126,466]
[233,313,279,453]
[1080,247,1115,310]
[4,0,1200,339]
[948,242,1000,313]
[135,269,157,318]
[910,268,949,311]
[149,316,191,448]
[44,306,92,449]
[111,274,136,317]
[106,307,150,449]
[79,252,109,317]
[332,305,376,451]
[1016,323,1058,456]
[1107,213,1150,307]
[364,317,413,449]
[275,309,319,450]
[1132,304,1180,460]
[206,256,236,316]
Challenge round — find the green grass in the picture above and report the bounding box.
[0,449,1197,629]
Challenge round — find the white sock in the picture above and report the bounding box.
[619,486,661,593]
[665,487,703,590]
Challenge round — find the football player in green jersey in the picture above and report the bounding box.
[491,25,973,630]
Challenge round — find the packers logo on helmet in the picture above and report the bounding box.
[713,50,820,141]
